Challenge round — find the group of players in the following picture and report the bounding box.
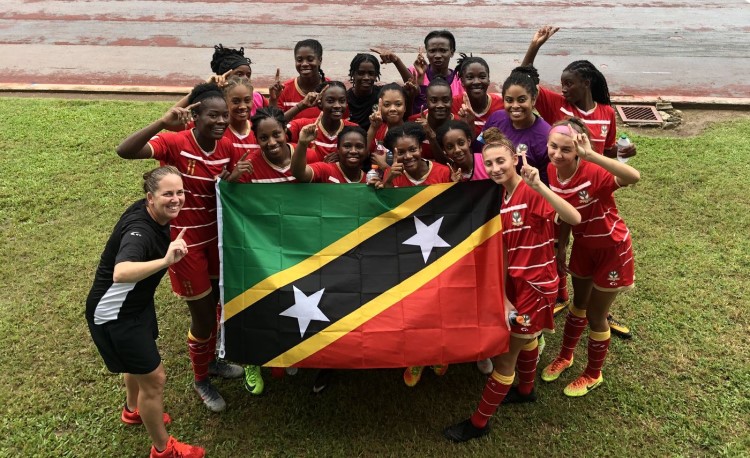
[85,26,641,456]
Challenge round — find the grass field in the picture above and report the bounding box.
[1,98,748,457]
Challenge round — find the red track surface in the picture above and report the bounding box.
[1,0,748,99]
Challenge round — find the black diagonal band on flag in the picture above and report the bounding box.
[224,181,501,365]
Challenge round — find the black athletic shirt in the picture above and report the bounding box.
[85,199,170,324]
[347,87,380,132]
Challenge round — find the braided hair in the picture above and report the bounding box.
[210,44,252,75]
[250,107,286,136]
[348,53,381,83]
[222,76,253,98]
[563,60,611,105]
[455,53,490,78]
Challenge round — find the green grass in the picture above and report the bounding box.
[1,98,748,457]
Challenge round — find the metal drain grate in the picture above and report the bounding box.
[615,105,663,124]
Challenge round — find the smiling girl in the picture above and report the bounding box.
[436,120,489,182]
[288,81,359,163]
[452,56,503,139]
[541,119,640,397]
[368,83,409,169]
[408,77,454,161]
[380,122,452,189]
[443,128,580,442]
[116,82,244,414]
[273,39,329,122]
[483,66,551,185]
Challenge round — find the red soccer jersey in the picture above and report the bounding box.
[535,86,617,155]
[237,144,304,184]
[501,180,558,295]
[385,160,452,187]
[451,92,504,138]
[225,122,261,160]
[278,78,324,120]
[148,130,239,247]
[547,159,629,249]
[308,162,366,183]
[288,118,359,163]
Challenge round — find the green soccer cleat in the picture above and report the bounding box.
[243,365,264,395]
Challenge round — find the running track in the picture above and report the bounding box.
[1,0,748,99]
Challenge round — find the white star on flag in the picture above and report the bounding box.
[279,286,329,338]
[402,216,451,263]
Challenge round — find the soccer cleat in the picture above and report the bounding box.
[501,386,537,404]
[431,364,449,376]
[443,419,490,443]
[312,369,333,394]
[193,380,226,412]
[553,299,570,317]
[150,436,205,458]
[243,365,264,395]
[476,358,493,375]
[537,335,546,357]
[563,373,604,397]
[403,366,424,387]
[208,360,244,379]
[607,314,633,339]
[541,356,574,382]
[121,404,172,425]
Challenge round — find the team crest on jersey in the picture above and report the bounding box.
[577,190,591,204]
[608,271,620,285]
[512,211,523,226]
[601,125,608,138]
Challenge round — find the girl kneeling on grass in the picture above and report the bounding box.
[86,166,204,458]
[443,128,581,442]
[541,118,640,397]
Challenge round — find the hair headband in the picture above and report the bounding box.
[550,124,574,137]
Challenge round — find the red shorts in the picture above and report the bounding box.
[506,276,555,338]
[168,239,219,300]
[569,236,635,292]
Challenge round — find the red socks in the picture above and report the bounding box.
[559,305,588,361]
[584,329,611,379]
[470,371,513,428]
[516,339,539,395]
[187,331,211,382]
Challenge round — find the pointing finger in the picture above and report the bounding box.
[239,150,250,162]
[176,227,187,240]
[274,67,280,82]
[185,101,201,111]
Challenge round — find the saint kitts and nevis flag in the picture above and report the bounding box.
[216,180,508,369]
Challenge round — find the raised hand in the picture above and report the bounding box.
[162,102,200,127]
[369,98,384,130]
[379,151,403,188]
[403,74,419,99]
[416,107,435,140]
[208,69,233,88]
[226,150,253,181]
[414,46,428,80]
[458,92,478,126]
[298,123,317,144]
[165,228,188,265]
[370,47,400,65]
[572,133,594,160]
[268,68,283,104]
[449,164,463,183]
[312,84,329,107]
[531,25,560,48]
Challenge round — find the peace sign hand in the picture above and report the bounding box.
[414,46,428,80]
[369,98,384,129]
[403,74,419,99]
[449,164,463,183]
[458,92,478,126]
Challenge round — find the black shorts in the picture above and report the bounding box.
[88,306,160,375]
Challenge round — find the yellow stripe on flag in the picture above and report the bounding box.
[265,214,503,367]
[224,183,455,320]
